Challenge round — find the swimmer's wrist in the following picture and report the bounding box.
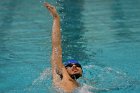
[53,14,60,19]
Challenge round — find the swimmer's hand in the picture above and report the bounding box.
[44,2,59,18]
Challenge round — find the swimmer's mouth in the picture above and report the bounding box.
[72,69,78,72]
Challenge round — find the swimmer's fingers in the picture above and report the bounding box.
[44,2,59,18]
[44,3,54,10]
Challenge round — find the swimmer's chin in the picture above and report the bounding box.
[70,73,82,80]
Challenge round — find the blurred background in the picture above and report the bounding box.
[0,0,140,93]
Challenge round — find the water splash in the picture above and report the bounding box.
[24,68,52,93]
[32,68,51,85]
[80,65,137,92]
[39,0,46,4]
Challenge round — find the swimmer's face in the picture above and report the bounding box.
[65,63,82,78]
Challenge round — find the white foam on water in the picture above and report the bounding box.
[79,64,136,92]
[76,83,94,93]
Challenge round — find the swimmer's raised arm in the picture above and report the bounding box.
[44,3,64,81]
[44,3,83,92]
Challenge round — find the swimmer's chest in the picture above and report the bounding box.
[57,79,79,92]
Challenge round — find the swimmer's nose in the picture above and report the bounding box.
[72,65,77,69]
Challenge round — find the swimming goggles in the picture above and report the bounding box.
[65,63,82,68]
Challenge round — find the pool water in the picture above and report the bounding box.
[0,0,140,93]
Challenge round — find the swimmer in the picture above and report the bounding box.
[44,2,83,93]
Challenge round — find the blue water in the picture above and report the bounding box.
[0,0,140,93]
